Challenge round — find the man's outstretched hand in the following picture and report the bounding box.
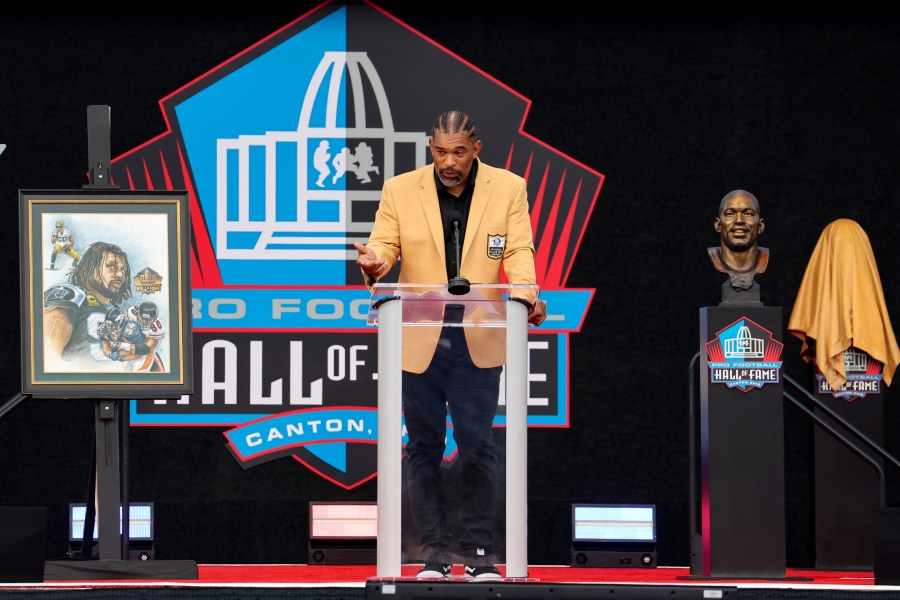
[354,242,387,279]
[528,298,548,326]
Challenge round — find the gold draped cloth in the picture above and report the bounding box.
[788,218,900,389]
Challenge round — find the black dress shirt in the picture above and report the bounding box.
[435,159,478,281]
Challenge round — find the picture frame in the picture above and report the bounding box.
[19,189,193,399]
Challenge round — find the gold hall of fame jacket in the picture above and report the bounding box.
[363,160,538,374]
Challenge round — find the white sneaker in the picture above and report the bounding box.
[417,563,451,579]
[465,565,501,578]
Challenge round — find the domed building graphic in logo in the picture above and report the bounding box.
[110,1,603,489]
[216,51,428,263]
[722,325,764,360]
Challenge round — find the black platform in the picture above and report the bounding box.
[45,559,198,581]
[365,580,740,599]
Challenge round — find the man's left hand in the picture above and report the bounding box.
[528,298,547,326]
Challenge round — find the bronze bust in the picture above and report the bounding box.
[709,189,768,302]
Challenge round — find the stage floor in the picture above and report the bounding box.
[0,564,893,599]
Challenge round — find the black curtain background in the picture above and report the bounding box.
[2,6,900,567]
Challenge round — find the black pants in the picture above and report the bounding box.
[403,326,502,564]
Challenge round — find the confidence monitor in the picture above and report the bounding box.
[570,503,657,568]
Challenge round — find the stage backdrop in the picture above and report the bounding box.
[2,5,900,566]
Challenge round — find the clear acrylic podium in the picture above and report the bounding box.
[368,282,538,578]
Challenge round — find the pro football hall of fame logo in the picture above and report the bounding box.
[110,1,604,489]
[705,317,784,392]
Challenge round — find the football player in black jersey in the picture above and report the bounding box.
[43,241,133,370]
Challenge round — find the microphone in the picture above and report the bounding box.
[446,210,470,295]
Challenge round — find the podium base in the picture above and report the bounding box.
[45,559,198,581]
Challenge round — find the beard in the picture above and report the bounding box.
[437,169,465,188]
[92,276,123,300]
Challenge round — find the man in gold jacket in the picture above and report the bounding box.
[355,110,546,579]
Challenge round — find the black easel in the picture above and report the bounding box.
[1,106,127,561]
[35,106,197,580]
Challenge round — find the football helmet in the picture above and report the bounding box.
[103,307,127,337]
[137,302,159,327]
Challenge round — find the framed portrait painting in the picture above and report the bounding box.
[19,189,193,399]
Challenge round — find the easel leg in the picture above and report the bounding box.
[95,400,122,560]
[0,393,28,420]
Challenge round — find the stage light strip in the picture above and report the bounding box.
[572,504,655,542]
[310,502,377,539]
[69,502,154,541]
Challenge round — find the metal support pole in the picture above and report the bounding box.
[376,298,403,577]
[505,299,529,578]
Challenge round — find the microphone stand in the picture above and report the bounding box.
[448,218,470,295]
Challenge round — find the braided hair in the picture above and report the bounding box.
[69,241,133,304]
[432,110,479,142]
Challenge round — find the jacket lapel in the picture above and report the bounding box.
[418,168,446,264]
[463,161,491,265]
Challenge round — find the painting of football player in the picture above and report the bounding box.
[126,300,166,371]
[95,303,165,372]
[48,218,80,270]
[43,241,133,371]
[96,307,146,361]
